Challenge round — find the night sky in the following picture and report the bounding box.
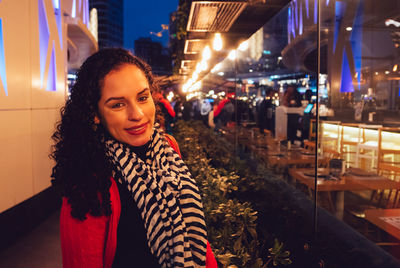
[123,0,179,51]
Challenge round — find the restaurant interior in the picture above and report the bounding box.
[176,0,400,264]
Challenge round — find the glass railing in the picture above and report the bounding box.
[199,0,400,265]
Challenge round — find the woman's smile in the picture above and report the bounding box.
[125,122,149,135]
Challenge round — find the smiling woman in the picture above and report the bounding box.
[50,48,217,268]
[96,64,156,147]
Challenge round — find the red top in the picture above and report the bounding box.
[60,136,217,268]
[213,98,230,117]
[159,98,176,117]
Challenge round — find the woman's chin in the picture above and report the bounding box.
[126,132,152,147]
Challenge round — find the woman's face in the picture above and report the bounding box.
[96,64,156,147]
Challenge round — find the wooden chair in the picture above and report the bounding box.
[340,123,360,168]
[319,148,341,168]
[303,119,317,152]
[355,124,382,171]
[376,164,400,209]
[320,121,341,153]
[365,164,400,247]
[377,127,400,172]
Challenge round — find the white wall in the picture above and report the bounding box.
[0,0,93,213]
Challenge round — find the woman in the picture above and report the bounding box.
[51,48,217,268]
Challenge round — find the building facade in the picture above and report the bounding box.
[134,37,172,76]
[0,0,97,249]
[89,0,123,48]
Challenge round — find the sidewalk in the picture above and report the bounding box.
[0,210,62,268]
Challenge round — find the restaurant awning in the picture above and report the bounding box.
[180,0,291,79]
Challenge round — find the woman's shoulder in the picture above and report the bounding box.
[61,177,120,222]
[164,134,181,157]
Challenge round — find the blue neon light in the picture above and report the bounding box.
[350,1,363,90]
[72,0,76,18]
[340,50,354,93]
[299,3,303,35]
[0,18,8,96]
[306,0,309,18]
[314,0,317,24]
[84,0,89,27]
[291,5,296,38]
[294,0,298,30]
[288,7,291,42]
[46,42,57,91]
[38,0,50,87]
[52,0,59,9]
[53,0,62,49]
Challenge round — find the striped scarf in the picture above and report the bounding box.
[105,126,207,267]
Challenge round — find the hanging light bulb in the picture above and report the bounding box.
[213,33,223,51]
[202,45,211,60]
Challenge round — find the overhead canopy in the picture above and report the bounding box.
[180,0,291,79]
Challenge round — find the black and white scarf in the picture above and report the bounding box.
[106,126,207,268]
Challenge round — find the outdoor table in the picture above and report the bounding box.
[288,168,400,219]
[364,209,400,240]
[264,149,316,168]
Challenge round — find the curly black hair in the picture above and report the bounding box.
[50,48,159,220]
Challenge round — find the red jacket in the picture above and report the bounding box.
[60,136,217,268]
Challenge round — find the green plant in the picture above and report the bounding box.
[173,120,292,267]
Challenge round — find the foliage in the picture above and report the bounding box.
[173,120,292,267]
[171,0,191,75]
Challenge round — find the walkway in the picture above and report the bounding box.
[0,210,62,267]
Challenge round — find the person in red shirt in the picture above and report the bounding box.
[51,48,217,268]
[153,92,176,134]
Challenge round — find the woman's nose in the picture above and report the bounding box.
[127,103,144,121]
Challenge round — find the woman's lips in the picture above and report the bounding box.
[125,123,148,135]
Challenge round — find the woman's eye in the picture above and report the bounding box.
[139,95,149,102]
[111,102,124,108]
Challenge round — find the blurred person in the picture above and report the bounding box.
[282,85,302,107]
[214,92,235,128]
[154,92,175,134]
[182,100,193,121]
[200,99,212,126]
[304,89,313,103]
[51,48,217,268]
[258,89,274,134]
[173,96,183,120]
